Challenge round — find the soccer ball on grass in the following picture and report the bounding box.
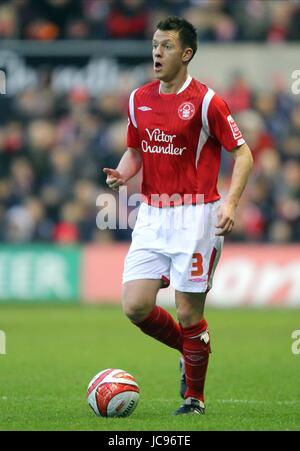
[87,368,140,417]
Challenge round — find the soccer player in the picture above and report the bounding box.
[103,16,253,415]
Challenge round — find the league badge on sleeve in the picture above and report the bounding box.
[227,115,243,140]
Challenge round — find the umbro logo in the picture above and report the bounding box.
[138,106,152,111]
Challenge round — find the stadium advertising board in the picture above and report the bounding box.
[82,245,300,307]
[0,244,299,305]
[0,246,81,302]
[208,245,300,307]
[1,45,298,96]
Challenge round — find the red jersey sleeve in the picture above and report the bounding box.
[127,90,140,150]
[207,93,245,152]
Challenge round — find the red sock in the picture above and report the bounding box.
[181,319,211,402]
[135,306,183,352]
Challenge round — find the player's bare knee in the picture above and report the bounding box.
[122,300,152,323]
[122,290,151,323]
[176,291,206,327]
[122,280,159,323]
[176,304,203,328]
[176,309,193,327]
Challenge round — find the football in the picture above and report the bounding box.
[87,368,140,417]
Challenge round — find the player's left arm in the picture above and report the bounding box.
[215,142,253,236]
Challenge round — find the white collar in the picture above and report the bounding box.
[159,74,192,95]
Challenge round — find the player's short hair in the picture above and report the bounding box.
[156,16,198,62]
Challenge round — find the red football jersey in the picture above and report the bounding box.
[127,76,245,206]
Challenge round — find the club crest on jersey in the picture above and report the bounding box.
[227,115,243,140]
[178,102,195,120]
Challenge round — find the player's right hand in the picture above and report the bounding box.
[103,168,125,191]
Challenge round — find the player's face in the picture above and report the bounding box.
[152,29,189,82]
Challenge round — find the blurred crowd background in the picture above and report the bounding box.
[1,0,300,42]
[0,0,299,245]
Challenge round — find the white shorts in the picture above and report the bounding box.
[123,201,224,293]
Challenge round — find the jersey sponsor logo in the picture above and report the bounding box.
[178,102,195,120]
[145,128,176,143]
[227,115,243,140]
[142,128,187,156]
[138,106,152,111]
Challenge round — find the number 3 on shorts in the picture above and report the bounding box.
[191,252,203,276]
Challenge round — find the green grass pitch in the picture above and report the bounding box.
[0,304,300,431]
